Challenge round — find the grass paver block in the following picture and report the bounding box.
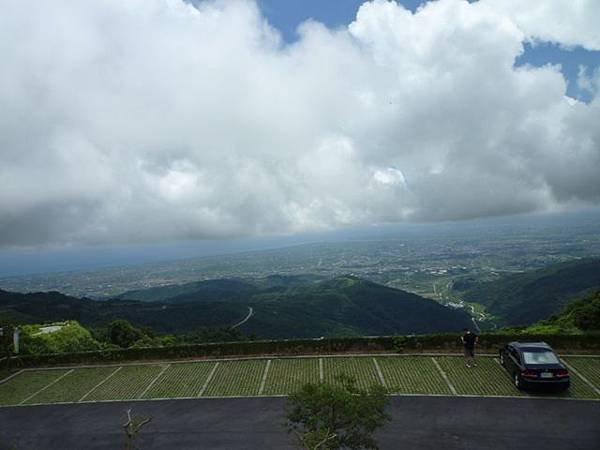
[564,357,600,391]
[436,356,525,396]
[263,358,320,395]
[377,357,451,395]
[323,357,380,389]
[24,367,117,404]
[0,370,69,406]
[84,365,165,401]
[0,369,11,383]
[203,360,265,397]
[143,362,215,399]
[2,355,599,406]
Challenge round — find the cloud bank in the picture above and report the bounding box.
[1,0,599,247]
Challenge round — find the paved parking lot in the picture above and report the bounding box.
[1,396,599,450]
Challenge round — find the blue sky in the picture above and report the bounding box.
[257,0,600,102]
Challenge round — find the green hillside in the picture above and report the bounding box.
[19,320,103,355]
[117,278,259,303]
[461,258,600,326]
[116,274,323,303]
[0,289,245,333]
[237,276,472,338]
[520,290,600,334]
[0,276,471,338]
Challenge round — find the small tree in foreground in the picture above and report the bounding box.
[286,374,390,450]
[123,408,152,450]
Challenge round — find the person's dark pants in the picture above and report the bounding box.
[464,347,476,366]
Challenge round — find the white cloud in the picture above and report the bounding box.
[0,0,599,247]
[482,0,600,50]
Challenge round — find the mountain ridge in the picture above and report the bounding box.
[460,258,600,326]
[0,276,472,338]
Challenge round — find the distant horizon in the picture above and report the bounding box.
[1,207,599,279]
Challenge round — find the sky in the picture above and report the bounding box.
[258,0,600,101]
[1,0,600,260]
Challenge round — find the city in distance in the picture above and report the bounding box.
[2,209,600,334]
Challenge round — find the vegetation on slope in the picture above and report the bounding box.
[514,291,600,334]
[1,275,472,340]
[0,289,246,333]
[19,320,102,355]
[237,276,473,338]
[117,278,259,303]
[460,258,600,326]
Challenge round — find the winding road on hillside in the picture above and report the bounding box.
[230,306,253,329]
[0,396,598,449]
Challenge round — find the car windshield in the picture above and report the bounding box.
[522,350,559,365]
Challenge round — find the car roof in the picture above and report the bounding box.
[509,341,553,351]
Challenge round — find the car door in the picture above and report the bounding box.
[502,345,514,369]
[508,347,521,375]
[501,345,511,368]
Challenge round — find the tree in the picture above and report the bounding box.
[123,408,152,450]
[0,324,15,372]
[286,374,390,450]
[109,320,145,348]
[572,291,600,331]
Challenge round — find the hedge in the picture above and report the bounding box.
[11,333,600,368]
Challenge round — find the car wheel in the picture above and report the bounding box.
[513,373,522,390]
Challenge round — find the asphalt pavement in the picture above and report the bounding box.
[0,396,598,450]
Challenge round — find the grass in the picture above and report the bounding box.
[0,370,69,405]
[564,357,600,388]
[24,367,117,404]
[84,365,166,401]
[377,357,451,395]
[436,356,526,396]
[262,358,320,395]
[203,360,266,397]
[0,356,598,406]
[323,357,380,389]
[0,368,11,383]
[143,362,215,399]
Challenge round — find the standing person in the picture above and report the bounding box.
[461,328,478,367]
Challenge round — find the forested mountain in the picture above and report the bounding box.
[0,289,245,333]
[117,278,259,303]
[521,290,600,333]
[461,259,600,326]
[0,276,471,338]
[235,276,472,338]
[116,274,323,303]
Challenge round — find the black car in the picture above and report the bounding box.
[499,342,570,391]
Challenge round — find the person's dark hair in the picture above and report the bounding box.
[463,328,469,332]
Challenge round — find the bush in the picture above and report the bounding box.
[287,375,390,450]
[109,319,146,348]
[20,321,102,355]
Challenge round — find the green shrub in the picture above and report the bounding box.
[20,321,102,355]
[108,319,146,348]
